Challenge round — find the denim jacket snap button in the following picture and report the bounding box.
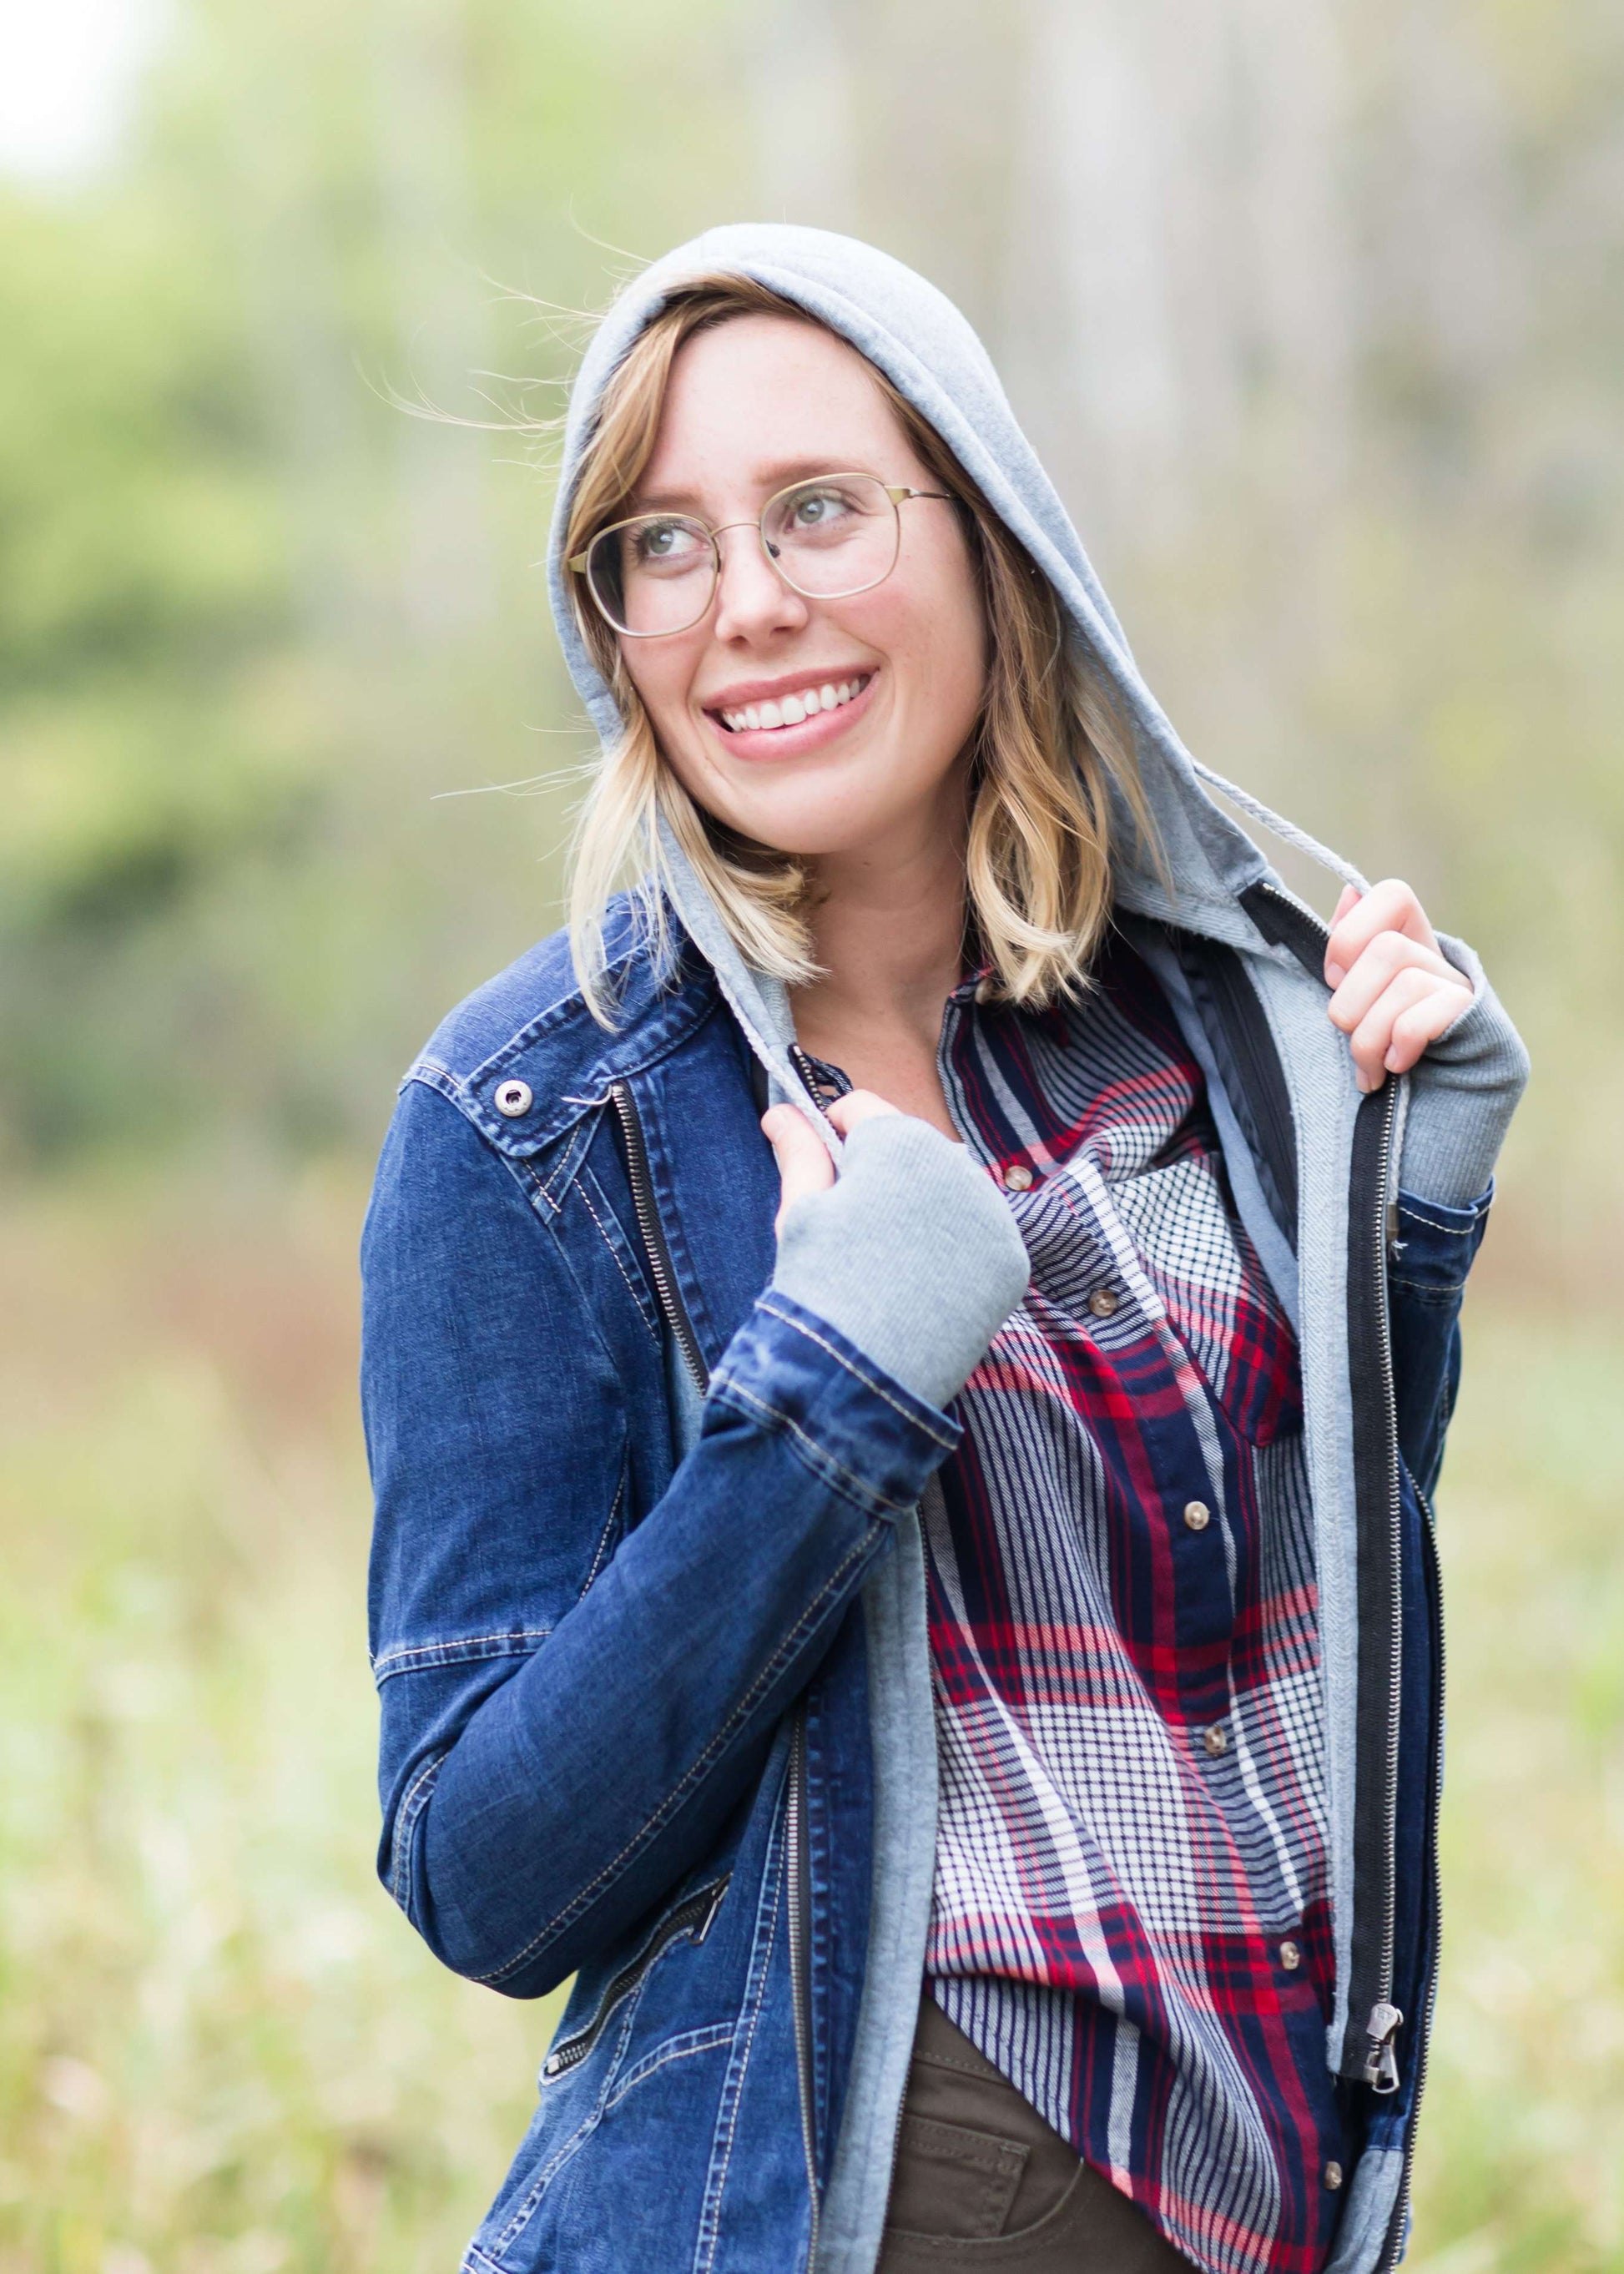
[494,1078,533,1118]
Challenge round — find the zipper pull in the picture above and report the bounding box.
[1364,2000,1404,2094]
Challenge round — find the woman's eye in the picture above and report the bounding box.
[633,520,704,566]
[789,488,854,530]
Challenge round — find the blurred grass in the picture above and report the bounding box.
[0,1173,561,2274]
[1,1172,1620,2270]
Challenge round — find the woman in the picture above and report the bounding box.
[361,227,1526,2274]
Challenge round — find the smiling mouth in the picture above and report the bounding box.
[711,673,874,734]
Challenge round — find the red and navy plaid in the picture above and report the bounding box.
[922,932,1348,2274]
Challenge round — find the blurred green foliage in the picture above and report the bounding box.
[0,0,753,1166]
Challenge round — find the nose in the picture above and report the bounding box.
[711,521,808,643]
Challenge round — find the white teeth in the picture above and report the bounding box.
[718,673,870,732]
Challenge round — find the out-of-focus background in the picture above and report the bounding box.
[2,0,1621,2266]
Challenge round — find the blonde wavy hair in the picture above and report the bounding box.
[563,274,1155,1024]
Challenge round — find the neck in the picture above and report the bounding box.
[794,805,969,1067]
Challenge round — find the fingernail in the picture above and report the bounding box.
[1324,962,1345,986]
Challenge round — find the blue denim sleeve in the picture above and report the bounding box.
[361,1081,959,1999]
[1388,1182,1493,1500]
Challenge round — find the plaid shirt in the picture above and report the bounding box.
[919,933,1347,2274]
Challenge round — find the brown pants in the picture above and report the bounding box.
[876,1996,1197,2271]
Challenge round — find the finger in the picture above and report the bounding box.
[1327,929,1460,1034]
[761,1105,835,1230]
[1323,883,1361,986]
[826,1088,902,1137]
[1346,967,1448,1091]
[1329,882,1360,932]
[1384,982,1475,1072]
[1324,878,1440,986]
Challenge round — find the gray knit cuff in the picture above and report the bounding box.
[1399,931,1531,1206]
[769,1115,1031,1411]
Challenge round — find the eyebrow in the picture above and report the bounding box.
[628,457,878,514]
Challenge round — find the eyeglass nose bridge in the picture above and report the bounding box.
[708,516,784,564]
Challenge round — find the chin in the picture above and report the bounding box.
[712,801,900,862]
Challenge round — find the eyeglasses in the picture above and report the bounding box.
[567,471,954,638]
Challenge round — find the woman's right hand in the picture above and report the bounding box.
[760,1089,899,1233]
[760,1092,1030,1412]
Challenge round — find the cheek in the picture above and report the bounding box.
[885,565,988,738]
[618,644,693,734]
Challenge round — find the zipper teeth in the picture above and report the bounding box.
[787,1710,820,2270]
[1257,886,1408,2090]
[542,1878,729,2079]
[1370,1074,1405,2048]
[789,1042,835,1110]
[610,1082,708,1395]
[1377,1467,1446,2270]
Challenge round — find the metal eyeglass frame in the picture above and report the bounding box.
[567,473,955,638]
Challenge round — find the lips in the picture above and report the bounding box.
[699,669,879,759]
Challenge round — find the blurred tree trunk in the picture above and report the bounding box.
[370,0,495,646]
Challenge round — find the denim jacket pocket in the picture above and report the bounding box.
[465,1873,734,2273]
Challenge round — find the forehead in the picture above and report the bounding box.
[636,313,919,499]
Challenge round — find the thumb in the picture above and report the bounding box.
[761,1105,836,1235]
[1325,881,1362,986]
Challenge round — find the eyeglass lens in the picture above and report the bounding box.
[586,474,903,637]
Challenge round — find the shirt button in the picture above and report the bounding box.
[1201,1725,1228,1758]
[1183,1500,1211,1531]
[1279,1939,1302,1971]
[1324,2161,1344,2191]
[494,1078,533,1118]
[1003,1163,1034,1192]
[1087,1287,1119,1319]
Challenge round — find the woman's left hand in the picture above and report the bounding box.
[1324,879,1476,1093]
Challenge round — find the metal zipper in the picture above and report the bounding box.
[787,1707,820,2271]
[609,1081,708,1396]
[608,1074,821,2261]
[1363,1072,1406,2094]
[541,1875,731,2080]
[1252,884,1409,2094]
[1376,1467,1447,2269]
